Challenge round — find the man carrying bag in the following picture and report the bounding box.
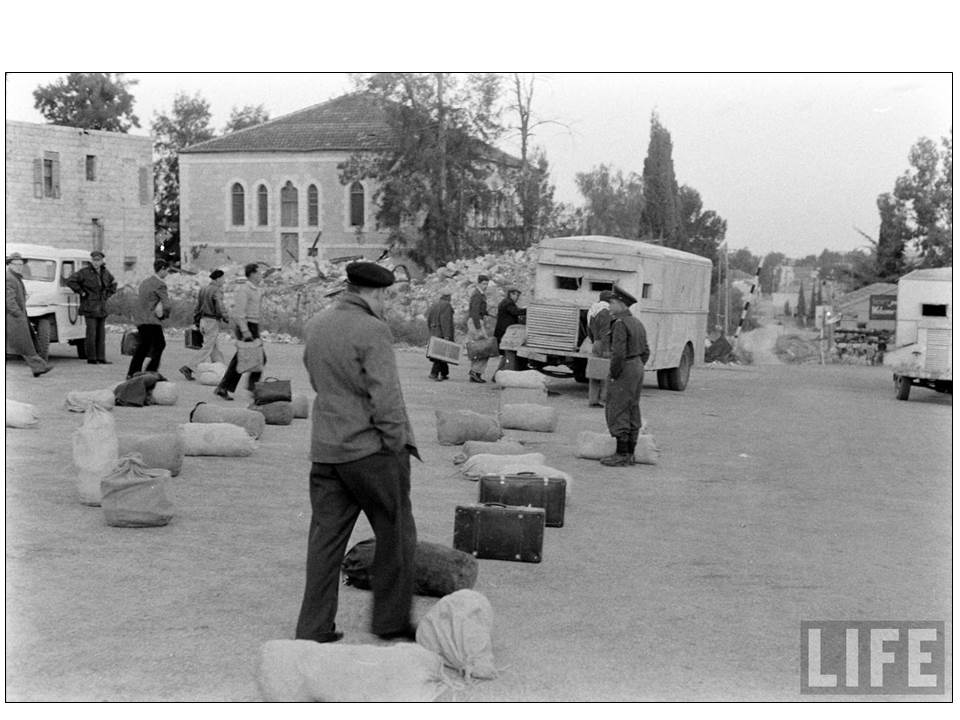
[215,263,265,401]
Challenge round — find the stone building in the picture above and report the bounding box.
[178,92,522,271]
[5,121,154,277]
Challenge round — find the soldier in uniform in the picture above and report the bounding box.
[601,285,650,467]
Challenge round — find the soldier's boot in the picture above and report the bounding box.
[627,430,640,465]
[600,435,633,466]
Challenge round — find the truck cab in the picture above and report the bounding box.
[5,243,90,360]
[503,235,712,391]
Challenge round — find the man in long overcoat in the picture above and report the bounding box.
[5,253,52,377]
[426,290,455,380]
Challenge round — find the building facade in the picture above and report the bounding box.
[5,121,154,278]
[834,282,898,332]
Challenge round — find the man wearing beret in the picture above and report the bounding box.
[66,250,117,365]
[181,269,228,381]
[296,261,420,643]
[5,253,53,377]
[601,285,650,467]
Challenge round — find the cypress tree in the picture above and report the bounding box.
[638,111,680,244]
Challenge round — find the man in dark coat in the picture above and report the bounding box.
[493,287,525,375]
[426,290,455,381]
[127,260,172,378]
[296,261,420,644]
[5,253,52,377]
[601,285,650,467]
[66,250,117,364]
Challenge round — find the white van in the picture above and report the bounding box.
[504,235,712,390]
[5,243,91,359]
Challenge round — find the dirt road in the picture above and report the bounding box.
[4,338,952,700]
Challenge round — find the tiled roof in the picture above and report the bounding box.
[181,92,520,166]
[836,282,897,309]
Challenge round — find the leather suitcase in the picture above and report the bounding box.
[477,474,567,528]
[453,503,545,563]
[185,327,204,349]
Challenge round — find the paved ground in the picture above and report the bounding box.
[4,335,952,700]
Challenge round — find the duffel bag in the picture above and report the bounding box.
[117,432,184,477]
[150,381,179,406]
[248,401,293,426]
[436,409,501,446]
[100,454,173,528]
[499,403,558,433]
[342,538,479,598]
[190,401,265,439]
[178,423,256,456]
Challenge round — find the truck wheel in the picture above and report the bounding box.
[34,316,52,362]
[657,369,670,389]
[895,374,911,401]
[663,344,694,391]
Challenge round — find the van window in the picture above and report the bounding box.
[922,304,947,317]
[555,276,581,291]
[642,283,652,299]
[20,258,56,281]
[61,261,76,285]
[589,281,613,291]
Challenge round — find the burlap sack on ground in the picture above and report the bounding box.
[72,405,119,506]
[118,433,185,477]
[290,394,310,418]
[342,538,479,597]
[494,369,548,390]
[575,431,617,459]
[498,387,548,408]
[178,423,256,456]
[150,381,179,406]
[100,455,173,528]
[65,388,116,413]
[454,439,527,465]
[416,589,497,680]
[6,399,39,428]
[435,410,501,446]
[460,452,546,480]
[248,400,294,426]
[190,402,265,439]
[257,640,447,702]
[195,362,227,386]
[499,403,558,433]
[634,433,660,465]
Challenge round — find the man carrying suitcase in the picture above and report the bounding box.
[601,285,650,467]
[426,289,454,381]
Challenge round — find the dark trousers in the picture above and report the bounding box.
[605,358,643,440]
[218,323,263,393]
[429,359,449,378]
[84,316,107,362]
[127,324,166,376]
[295,449,416,639]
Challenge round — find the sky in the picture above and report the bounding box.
[3,71,952,261]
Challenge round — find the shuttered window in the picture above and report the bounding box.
[308,184,319,226]
[231,183,245,226]
[281,181,298,227]
[36,152,61,199]
[86,155,97,181]
[349,181,364,227]
[258,185,269,225]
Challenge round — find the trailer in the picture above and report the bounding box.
[502,235,712,391]
[883,267,952,401]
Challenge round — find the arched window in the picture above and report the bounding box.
[307,184,319,227]
[257,184,268,226]
[349,181,365,227]
[231,183,245,226]
[281,181,298,227]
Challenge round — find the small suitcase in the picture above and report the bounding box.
[453,503,544,563]
[121,329,139,356]
[426,336,461,365]
[185,327,204,349]
[585,356,610,380]
[477,473,567,528]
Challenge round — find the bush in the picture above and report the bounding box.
[774,334,820,363]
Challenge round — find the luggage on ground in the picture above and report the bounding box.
[150,381,179,406]
[248,400,293,425]
[499,403,558,432]
[72,404,119,505]
[257,640,447,702]
[184,327,203,349]
[454,439,527,464]
[342,538,479,597]
[6,399,39,428]
[65,388,115,413]
[195,362,227,386]
[117,432,184,477]
[416,589,497,680]
[575,430,616,459]
[453,503,545,563]
[100,455,173,528]
[460,452,546,480]
[435,409,501,445]
[494,369,548,390]
[498,387,548,408]
[189,401,265,439]
[478,473,567,527]
[290,394,310,418]
[113,372,164,407]
[178,422,256,456]
[252,377,292,405]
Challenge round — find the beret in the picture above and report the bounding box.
[90,250,105,259]
[7,252,24,261]
[209,269,224,280]
[346,261,395,288]
[477,274,490,282]
[598,290,616,302]
[611,283,637,307]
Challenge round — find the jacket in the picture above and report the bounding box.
[5,268,37,355]
[468,288,488,331]
[303,292,418,464]
[66,264,117,318]
[494,297,525,341]
[135,275,171,326]
[426,298,454,341]
[609,309,650,379]
[587,302,613,356]
[194,282,227,325]
[232,280,262,332]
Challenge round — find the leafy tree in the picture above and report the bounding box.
[223,104,270,135]
[676,184,727,260]
[638,111,680,243]
[32,73,140,132]
[796,281,806,326]
[759,252,786,295]
[340,72,506,268]
[152,92,216,263]
[892,132,953,266]
[574,164,644,238]
[728,248,760,276]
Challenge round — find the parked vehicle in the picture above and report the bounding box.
[501,235,712,391]
[883,267,952,401]
[5,243,90,360]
